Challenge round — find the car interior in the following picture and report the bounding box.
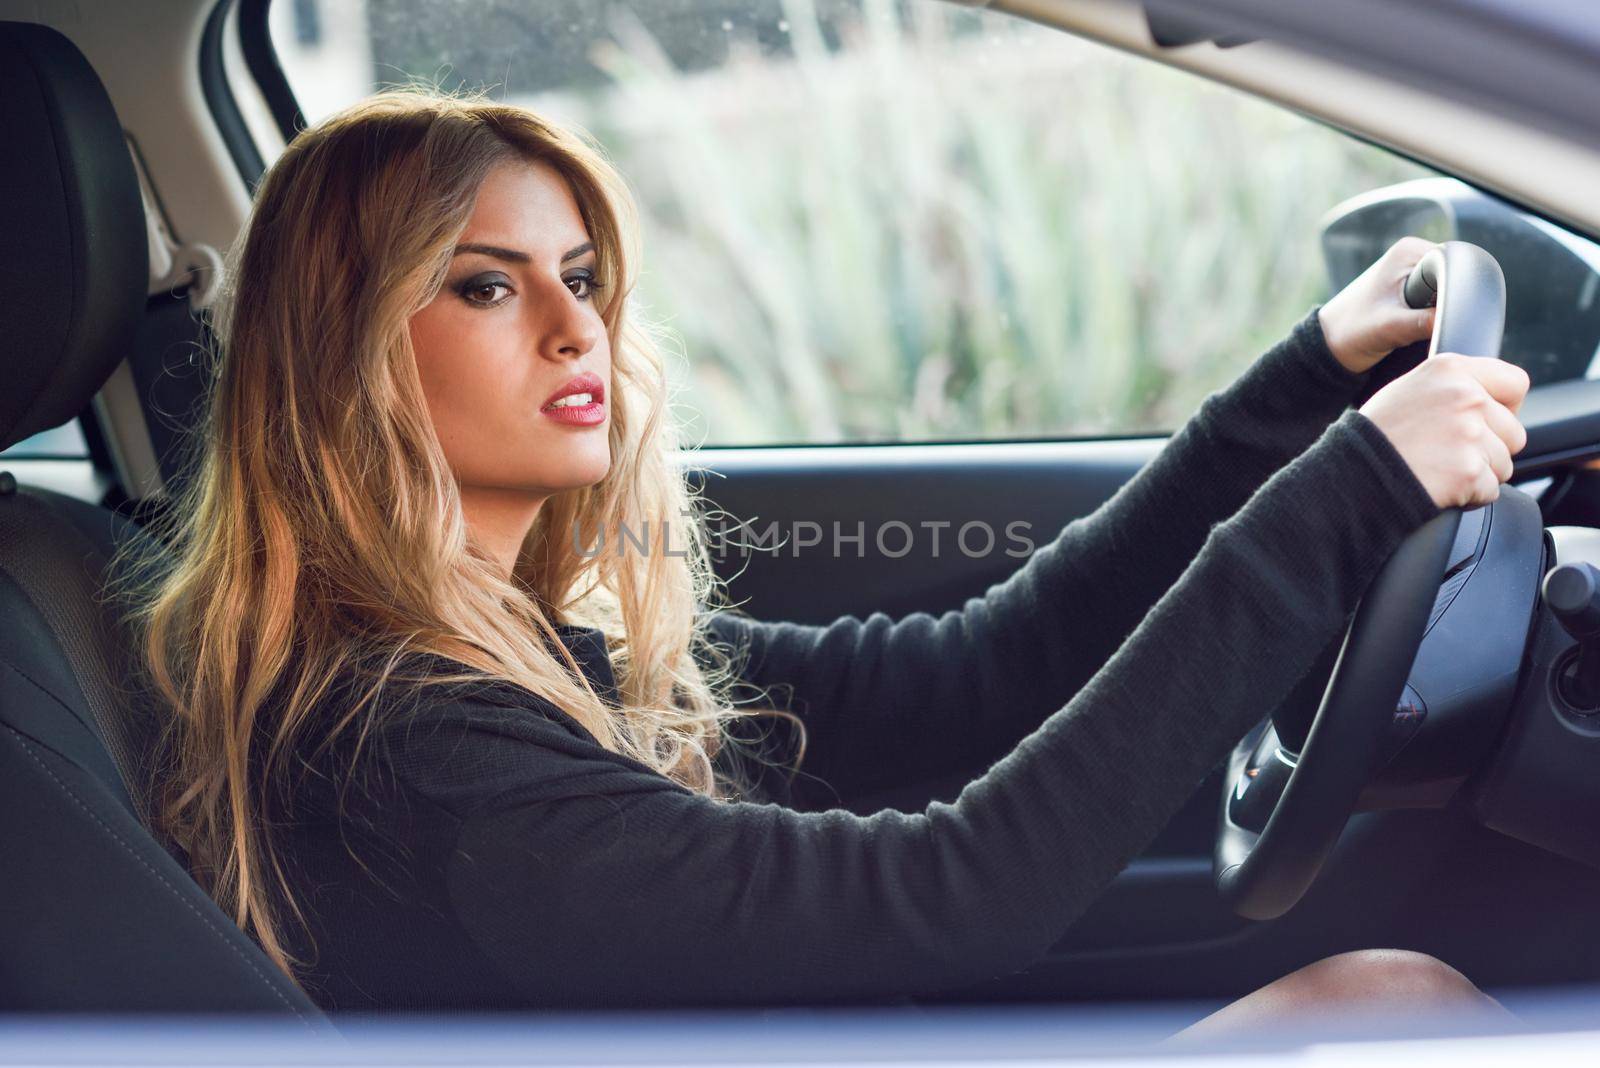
[11,0,1600,1028]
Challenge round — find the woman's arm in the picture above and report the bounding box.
[382,408,1438,1008]
[705,309,1375,802]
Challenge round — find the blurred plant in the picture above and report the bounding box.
[510,0,1430,444]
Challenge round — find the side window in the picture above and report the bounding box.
[269,0,1438,446]
[0,421,89,460]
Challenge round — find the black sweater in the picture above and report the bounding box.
[273,309,1441,1010]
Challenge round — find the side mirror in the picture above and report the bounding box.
[1320,178,1600,387]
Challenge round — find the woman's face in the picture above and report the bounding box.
[409,158,612,538]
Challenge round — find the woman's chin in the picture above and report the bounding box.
[556,451,612,491]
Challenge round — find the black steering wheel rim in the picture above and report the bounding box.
[1213,241,1507,921]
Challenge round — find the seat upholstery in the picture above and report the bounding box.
[0,19,324,1021]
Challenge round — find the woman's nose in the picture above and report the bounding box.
[532,282,600,363]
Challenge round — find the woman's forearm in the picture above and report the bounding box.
[708,308,1375,800]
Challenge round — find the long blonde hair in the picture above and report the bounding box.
[111,89,801,988]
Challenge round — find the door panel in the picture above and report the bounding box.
[685,438,1162,625]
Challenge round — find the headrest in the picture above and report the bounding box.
[0,21,146,452]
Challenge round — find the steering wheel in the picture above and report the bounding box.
[1213,240,1508,920]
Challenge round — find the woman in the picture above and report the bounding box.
[119,89,1528,1030]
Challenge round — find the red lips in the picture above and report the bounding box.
[542,371,605,410]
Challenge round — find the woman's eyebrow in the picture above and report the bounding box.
[453,241,595,264]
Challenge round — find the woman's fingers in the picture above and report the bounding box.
[1384,235,1438,267]
[1381,238,1438,336]
[1318,235,1444,373]
[1472,462,1503,505]
[1447,354,1532,413]
[1408,303,1437,340]
[1480,392,1529,457]
[1358,353,1531,511]
[1478,423,1515,487]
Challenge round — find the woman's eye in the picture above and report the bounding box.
[456,276,513,307]
[566,270,604,302]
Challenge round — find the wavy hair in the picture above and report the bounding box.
[111,88,802,989]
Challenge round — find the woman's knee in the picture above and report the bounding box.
[1295,948,1483,1008]
[1168,948,1506,1044]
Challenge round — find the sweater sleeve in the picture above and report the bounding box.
[382,408,1438,1009]
[705,308,1376,800]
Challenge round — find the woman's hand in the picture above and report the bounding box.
[1318,236,1441,374]
[1359,354,1531,509]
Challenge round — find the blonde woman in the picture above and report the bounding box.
[121,90,1526,1032]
